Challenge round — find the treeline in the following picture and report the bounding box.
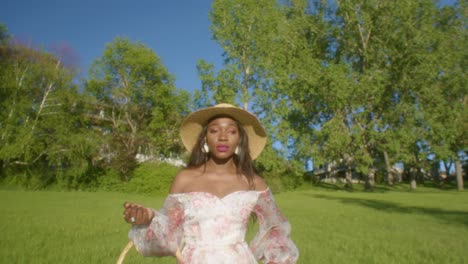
[196,0,467,191]
[1,0,467,192]
[0,27,190,190]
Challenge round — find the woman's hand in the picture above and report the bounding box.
[123,202,154,226]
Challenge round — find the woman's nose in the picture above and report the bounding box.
[218,131,228,141]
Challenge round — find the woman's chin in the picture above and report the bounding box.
[210,152,235,161]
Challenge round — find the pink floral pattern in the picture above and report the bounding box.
[129,188,298,263]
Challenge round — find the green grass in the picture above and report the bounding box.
[0,188,467,264]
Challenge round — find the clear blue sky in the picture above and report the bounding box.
[1,0,457,94]
[1,0,224,93]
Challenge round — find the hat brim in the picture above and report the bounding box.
[180,104,267,160]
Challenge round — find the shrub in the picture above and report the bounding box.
[125,162,181,195]
[97,168,125,192]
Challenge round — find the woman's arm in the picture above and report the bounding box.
[250,176,299,264]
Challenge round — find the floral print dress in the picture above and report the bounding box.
[129,188,299,264]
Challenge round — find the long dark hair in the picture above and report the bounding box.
[186,115,256,189]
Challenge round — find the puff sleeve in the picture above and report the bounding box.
[128,195,184,257]
[250,189,299,264]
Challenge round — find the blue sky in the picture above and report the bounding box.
[1,0,224,93]
[1,0,457,94]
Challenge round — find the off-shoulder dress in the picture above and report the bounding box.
[129,188,299,264]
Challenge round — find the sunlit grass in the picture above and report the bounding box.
[1,188,467,263]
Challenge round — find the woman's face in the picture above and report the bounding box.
[205,117,240,160]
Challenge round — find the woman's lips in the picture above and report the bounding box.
[216,145,229,152]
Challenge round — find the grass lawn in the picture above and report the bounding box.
[0,186,467,263]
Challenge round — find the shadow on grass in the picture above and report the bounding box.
[306,193,468,227]
[311,182,345,191]
[305,180,466,193]
[308,182,400,193]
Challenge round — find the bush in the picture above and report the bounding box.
[0,165,55,190]
[97,168,125,192]
[125,162,181,195]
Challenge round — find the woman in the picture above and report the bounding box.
[123,103,299,263]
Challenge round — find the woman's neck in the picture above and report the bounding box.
[205,157,237,174]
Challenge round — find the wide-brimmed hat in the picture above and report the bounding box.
[180,103,267,160]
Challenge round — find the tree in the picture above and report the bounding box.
[194,59,240,108]
[425,4,467,190]
[85,37,189,179]
[209,0,283,110]
[205,0,466,191]
[206,0,306,188]
[0,28,98,188]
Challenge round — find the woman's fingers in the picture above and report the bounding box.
[123,202,152,225]
[123,201,139,209]
[146,207,155,221]
[136,207,147,225]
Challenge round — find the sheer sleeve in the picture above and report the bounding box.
[250,189,299,264]
[128,195,184,257]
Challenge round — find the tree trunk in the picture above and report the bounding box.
[384,151,393,186]
[455,159,464,191]
[345,165,353,190]
[365,167,376,191]
[431,161,441,187]
[325,162,330,180]
[410,167,417,191]
[417,167,425,185]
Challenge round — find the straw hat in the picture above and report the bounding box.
[180,103,267,160]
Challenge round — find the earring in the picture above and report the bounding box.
[203,143,209,153]
[235,146,240,155]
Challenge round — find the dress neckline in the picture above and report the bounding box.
[169,187,269,200]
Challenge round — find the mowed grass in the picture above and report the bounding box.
[0,188,467,264]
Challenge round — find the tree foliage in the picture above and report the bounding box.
[206,0,467,190]
[85,37,189,179]
[0,25,99,189]
[0,29,190,189]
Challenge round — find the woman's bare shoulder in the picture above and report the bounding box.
[253,174,269,191]
[169,167,201,194]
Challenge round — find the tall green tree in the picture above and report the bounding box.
[425,4,467,190]
[206,0,305,189]
[205,0,466,191]
[284,0,466,190]
[194,60,240,108]
[0,28,97,188]
[209,0,283,110]
[85,37,189,179]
